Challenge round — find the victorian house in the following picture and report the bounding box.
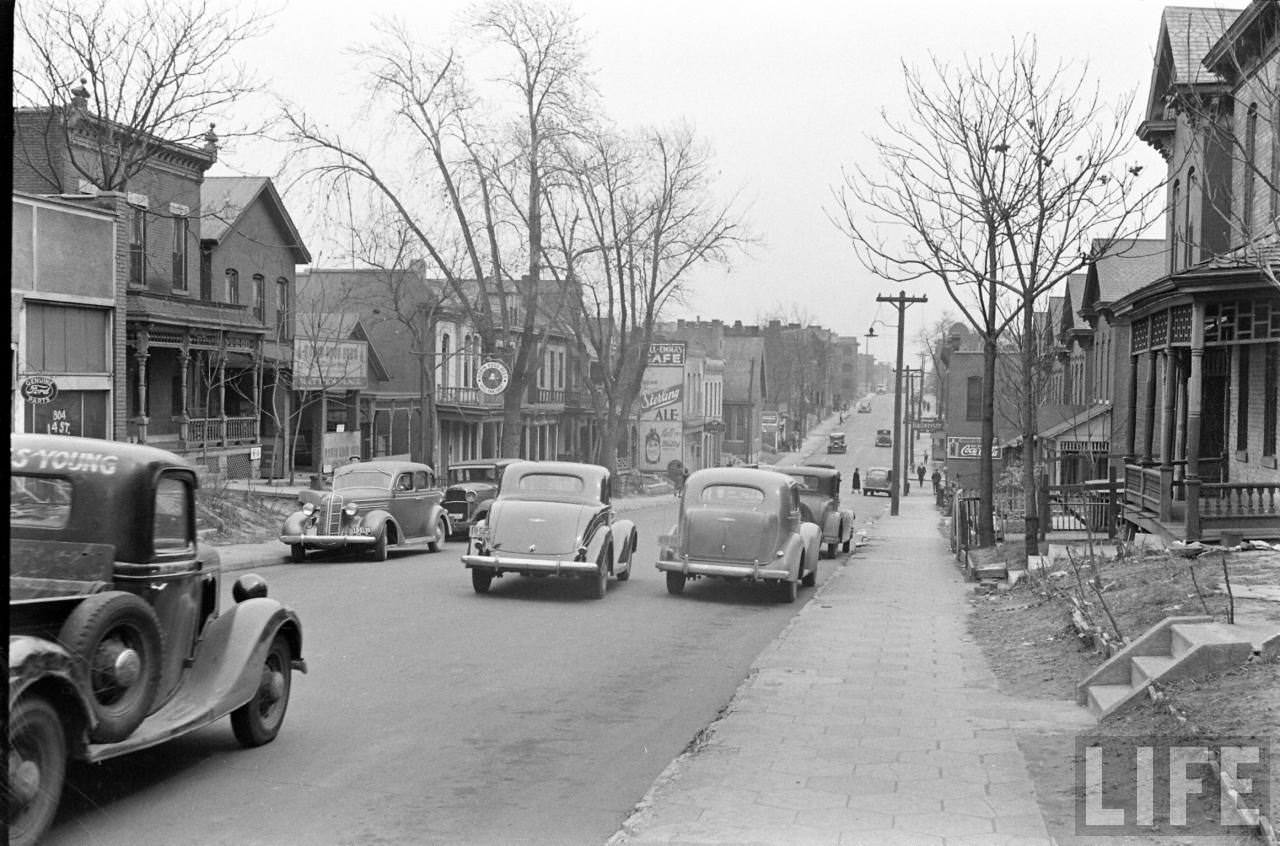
[1113,1,1280,541]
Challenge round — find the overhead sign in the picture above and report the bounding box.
[637,342,685,472]
[477,360,510,396]
[293,338,368,391]
[947,436,999,459]
[761,410,778,432]
[20,376,59,405]
[913,419,944,432]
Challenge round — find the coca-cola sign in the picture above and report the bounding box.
[947,436,998,459]
[20,376,59,405]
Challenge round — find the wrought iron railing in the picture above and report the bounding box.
[184,416,259,447]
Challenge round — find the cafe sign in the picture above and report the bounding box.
[20,376,59,405]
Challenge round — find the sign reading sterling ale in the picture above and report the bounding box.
[637,343,686,472]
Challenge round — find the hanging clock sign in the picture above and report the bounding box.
[477,360,510,396]
[21,375,59,405]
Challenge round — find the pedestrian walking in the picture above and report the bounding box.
[851,468,861,493]
[931,468,942,495]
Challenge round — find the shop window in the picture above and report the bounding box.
[25,303,108,372]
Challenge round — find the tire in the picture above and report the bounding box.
[372,528,389,562]
[290,543,306,564]
[826,541,837,560]
[802,557,817,587]
[616,532,635,581]
[842,538,851,553]
[231,634,292,748]
[471,567,494,594]
[590,540,612,599]
[8,696,67,846]
[58,591,163,743]
[428,516,448,553]
[665,570,686,595]
[779,577,798,603]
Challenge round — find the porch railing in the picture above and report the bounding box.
[183,416,259,447]
[1124,464,1166,517]
[435,386,504,408]
[1198,482,1280,521]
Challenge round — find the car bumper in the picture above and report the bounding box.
[280,533,377,548]
[655,558,792,581]
[462,553,598,575]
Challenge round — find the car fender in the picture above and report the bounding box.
[799,522,822,571]
[426,501,451,538]
[8,635,97,749]
[362,508,397,540]
[821,511,842,541]
[180,598,305,718]
[839,508,856,541]
[609,519,637,569]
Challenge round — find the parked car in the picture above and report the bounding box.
[463,461,638,599]
[656,468,822,603]
[826,432,847,454]
[857,400,872,414]
[10,435,306,846]
[875,428,893,447]
[863,467,894,496]
[774,465,856,558]
[441,458,521,539]
[280,459,450,562]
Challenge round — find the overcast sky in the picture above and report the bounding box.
[210,0,1228,355]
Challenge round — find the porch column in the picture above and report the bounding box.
[134,340,150,444]
[217,353,228,446]
[1174,352,1188,487]
[253,344,263,444]
[1124,358,1138,461]
[1159,350,1178,521]
[1142,349,1159,465]
[177,346,191,442]
[1184,303,1205,540]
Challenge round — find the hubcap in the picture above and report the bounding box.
[9,752,40,805]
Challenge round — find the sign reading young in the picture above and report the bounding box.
[292,338,368,391]
[637,343,685,472]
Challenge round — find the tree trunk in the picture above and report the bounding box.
[978,335,997,547]
[1021,291,1039,555]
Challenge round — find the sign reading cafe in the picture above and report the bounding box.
[637,343,685,472]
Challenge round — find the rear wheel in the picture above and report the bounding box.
[842,538,851,553]
[589,539,612,599]
[826,541,837,559]
[616,532,635,581]
[58,591,163,743]
[428,516,448,553]
[231,634,292,747]
[290,543,306,564]
[471,567,494,594]
[7,696,66,846]
[665,571,686,595]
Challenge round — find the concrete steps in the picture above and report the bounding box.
[1077,616,1270,720]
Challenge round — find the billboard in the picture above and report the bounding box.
[946,437,999,459]
[293,338,368,390]
[637,343,685,472]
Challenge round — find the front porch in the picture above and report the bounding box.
[1123,464,1280,543]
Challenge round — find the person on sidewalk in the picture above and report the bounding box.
[931,467,942,495]
[851,468,861,493]
[916,464,926,489]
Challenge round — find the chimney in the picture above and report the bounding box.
[69,79,90,112]
[734,320,743,329]
[202,123,220,161]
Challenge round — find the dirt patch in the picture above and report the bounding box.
[196,484,296,545]
[967,542,1280,845]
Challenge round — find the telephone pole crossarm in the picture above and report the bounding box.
[876,291,928,517]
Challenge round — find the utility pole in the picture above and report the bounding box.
[876,291,928,516]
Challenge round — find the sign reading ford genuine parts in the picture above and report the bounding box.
[11,446,119,474]
[20,375,59,404]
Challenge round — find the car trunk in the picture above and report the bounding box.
[489,500,592,556]
[682,509,776,563]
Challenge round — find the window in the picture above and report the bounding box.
[1184,168,1195,267]
[1237,347,1250,452]
[440,333,451,387]
[252,274,265,320]
[413,470,430,489]
[1272,98,1280,221]
[130,206,147,287]
[153,475,193,552]
[225,268,240,304]
[276,278,290,336]
[10,476,72,529]
[1169,180,1180,274]
[1243,103,1258,239]
[965,376,982,421]
[171,215,188,291]
[1265,344,1278,458]
[26,303,108,372]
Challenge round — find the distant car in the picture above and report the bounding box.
[876,385,886,394]
[826,432,847,454]
[875,428,893,448]
[280,459,450,562]
[441,458,521,539]
[863,467,893,496]
[463,461,638,599]
[656,468,822,603]
[774,465,856,558]
[11,435,305,846]
[857,400,872,414]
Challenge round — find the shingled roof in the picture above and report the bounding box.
[202,176,311,263]
[1083,239,1168,311]
[1161,6,1241,85]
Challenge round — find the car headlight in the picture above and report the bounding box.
[302,502,316,516]
[466,491,477,502]
[343,503,358,517]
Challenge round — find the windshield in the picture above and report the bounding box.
[334,468,392,490]
[448,466,498,485]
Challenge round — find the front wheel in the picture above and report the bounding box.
[842,537,851,553]
[826,542,837,559]
[779,577,798,603]
[471,567,494,594]
[428,516,448,553]
[372,529,389,562]
[665,571,686,595]
[802,558,817,587]
[290,543,306,564]
[7,696,67,846]
[231,634,292,747]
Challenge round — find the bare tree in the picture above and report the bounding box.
[13,0,271,192]
[544,122,748,471]
[280,1,592,458]
[832,40,1161,548]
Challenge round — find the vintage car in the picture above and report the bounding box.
[774,465,856,558]
[280,459,450,562]
[857,400,872,414]
[875,428,893,447]
[863,466,894,496]
[9,435,305,846]
[656,467,822,603]
[441,458,521,539]
[826,432,847,454]
[463,461,638,599]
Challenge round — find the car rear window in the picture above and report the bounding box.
[698,484,766,506]
[867,471,890,484]
[516,473,585,494]
[10,475,72,529]
[153,475,192,551]
[449,466,498,485]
